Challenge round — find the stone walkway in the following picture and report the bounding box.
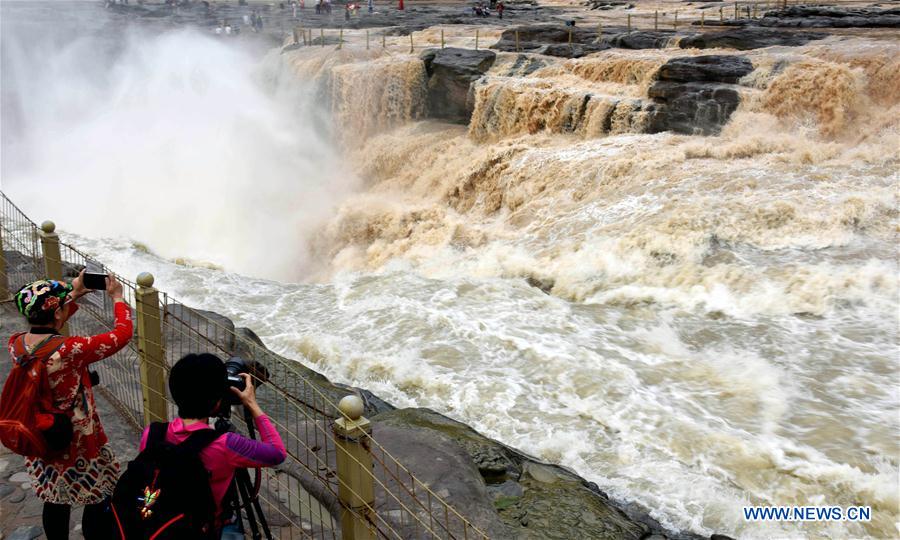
[0,304,139,540]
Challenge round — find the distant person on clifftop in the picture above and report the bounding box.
[497,1,504,18]
[6,275,134,539]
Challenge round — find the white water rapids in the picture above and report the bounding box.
[1,2,898,538]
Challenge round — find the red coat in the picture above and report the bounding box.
[11,301,134,504]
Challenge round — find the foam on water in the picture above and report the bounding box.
[2,3,899,538]
[63,230,900,538]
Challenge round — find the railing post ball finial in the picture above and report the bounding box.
[137,272,155,288]
[41,220,56,234]
[339,395,364,420]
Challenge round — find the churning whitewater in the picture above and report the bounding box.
[2,2,897,539]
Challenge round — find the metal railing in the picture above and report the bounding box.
[592,0,846,33]
[281,0,872,54]
[0,190,489,540]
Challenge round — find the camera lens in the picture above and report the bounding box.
[223,357,248,406]
[219,357,269,411]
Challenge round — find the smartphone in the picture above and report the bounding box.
[83,262,108,290]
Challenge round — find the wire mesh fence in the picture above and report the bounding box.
[0,194,43,295]
[0,191,489,540]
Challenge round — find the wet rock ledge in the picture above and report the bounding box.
[420,45,755,135]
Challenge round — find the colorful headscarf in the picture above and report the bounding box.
[15,279,73,323]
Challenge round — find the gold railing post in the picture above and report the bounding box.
[441,28,445,49]
[515,30,519,52]
[409,32,414,53]
[654,9,658,30]
[339,27,343,49]
[701,10,705,26]
[674,10,678,30]
[627,13,631,32]
[0,226,9,301]
[475,29,479,50]
[39,221,63,281]
[39,220,67,334]
[136,272,167,424]
[334,396,375,540]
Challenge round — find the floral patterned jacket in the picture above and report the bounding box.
[8,301,134,467]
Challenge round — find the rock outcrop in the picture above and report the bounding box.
[499,24,600,45]
[583,0,633,10]
[492,24,609,57]
[679,27,828,50]
[757,6,900,28]
[647,55,753,134]
[373,408,702,540]
[494,23,830,55]
[603,30,677,49]
[421,47,497,123]
[656,54,754,84]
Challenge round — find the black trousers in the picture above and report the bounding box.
[42,499,111,540]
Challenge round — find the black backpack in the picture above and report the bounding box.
[111,422,222,539]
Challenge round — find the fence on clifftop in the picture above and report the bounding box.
[283,0,868,53]
[0,191,489,540]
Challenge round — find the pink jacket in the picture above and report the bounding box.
[139,416,286,514]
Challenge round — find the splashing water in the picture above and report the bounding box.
[2,2,355,280]
[2,3,899,538]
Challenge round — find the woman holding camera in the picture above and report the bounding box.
[137,353,286,526]
[9,272,134,539]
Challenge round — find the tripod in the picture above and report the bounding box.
[215,407,273,540]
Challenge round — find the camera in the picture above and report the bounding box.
[224,357,248,406]
[83,262,108,290]
[223,357,268,407]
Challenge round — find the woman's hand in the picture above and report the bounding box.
[70,269,89,300]
[106,273,124,302]
[230,373,264,417]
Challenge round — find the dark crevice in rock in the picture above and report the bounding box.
[421,47,496,123]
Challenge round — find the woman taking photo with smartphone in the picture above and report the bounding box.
[6,270,134,539]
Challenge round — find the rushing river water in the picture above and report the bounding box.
[2,2,898,538]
